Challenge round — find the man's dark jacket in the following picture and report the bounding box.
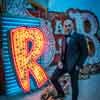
[63,33,88,72]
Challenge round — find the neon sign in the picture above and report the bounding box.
[10,27,48,92]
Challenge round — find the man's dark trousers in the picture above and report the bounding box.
[51,66,79,100]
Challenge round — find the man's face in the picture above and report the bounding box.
[63,19,74,35]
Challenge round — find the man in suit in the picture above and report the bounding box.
[50,19,88,100]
